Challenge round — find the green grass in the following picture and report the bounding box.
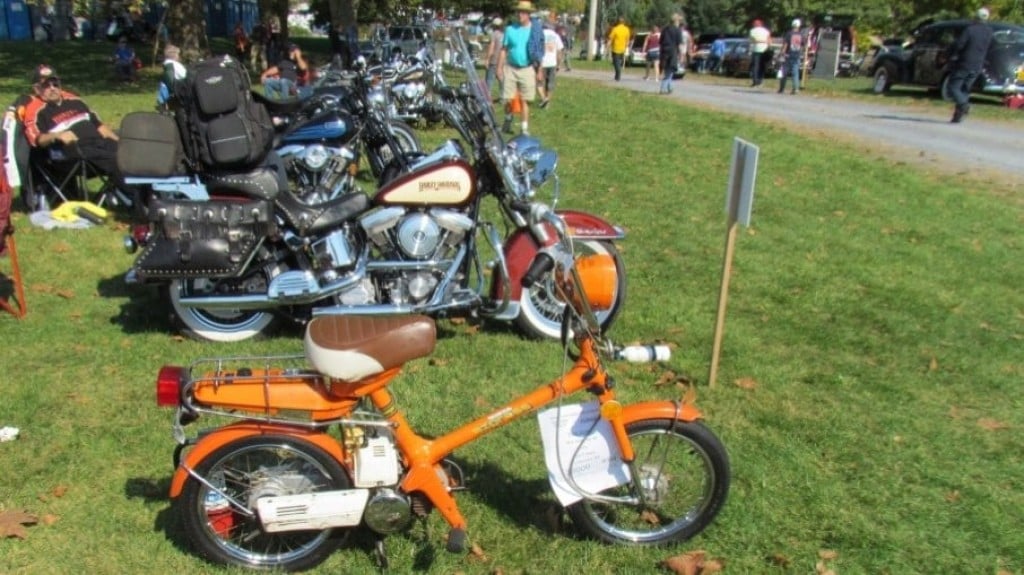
[1,40,1023,574]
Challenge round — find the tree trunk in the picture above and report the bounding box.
[167,0,209,62]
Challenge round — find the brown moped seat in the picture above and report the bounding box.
[304,315,436,382]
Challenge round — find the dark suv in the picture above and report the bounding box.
[870,19,1024,99]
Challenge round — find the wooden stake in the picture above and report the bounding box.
[708,218,738,388]
[0,233,26,319]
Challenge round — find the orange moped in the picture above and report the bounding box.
[155,207,730,571]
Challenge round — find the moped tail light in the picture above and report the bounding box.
[156,366,186,407]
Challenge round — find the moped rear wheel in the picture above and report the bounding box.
[179,435,353,572]
[567,419,729,545]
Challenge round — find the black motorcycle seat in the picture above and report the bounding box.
[205,167,282,201]
[304,315,437,382]
[251,90,306,117]
[275,189,370,236]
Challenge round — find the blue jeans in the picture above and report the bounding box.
[263,77,295,100]
[947,68,979,108]
[778,56,801,93]
[660,65,675,93]
[612,52,624,80]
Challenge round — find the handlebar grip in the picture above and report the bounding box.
[521,252,555,288]
[616,345,671,363]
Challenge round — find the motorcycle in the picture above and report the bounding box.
[258,69,423,205]
[154,200,730,571]
[364,45,448,126]
[126,30,628,343]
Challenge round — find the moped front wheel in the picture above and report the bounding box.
[567,419,729,545]
[179,435,353,572]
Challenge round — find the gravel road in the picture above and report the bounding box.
[567,69,1024,184]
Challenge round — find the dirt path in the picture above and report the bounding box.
[566,69,1024,186]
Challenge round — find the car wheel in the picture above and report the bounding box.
[872,64,894,94]
[940,74,955,102]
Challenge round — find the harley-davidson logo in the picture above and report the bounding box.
[418,180,462,193]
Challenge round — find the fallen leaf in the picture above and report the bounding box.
[429,358,449,367]
[948,406,963,420]
[53,241,72,254]
[448,317,466,325]
[41,514,59,526]
[655,371,677,386]
[818,549,838,560]
[0,510,38,539]
[52,485,68,498]
[928,356,938,372]
[815,560,836,575]
[945,490,961,503]
[978,418,1009,431]
[701,558,725,573]
[661,550,705,575]
[734,377,758,390]
[171,335,186,342]
[56,290,75,299]
[768,553,791,567]
[640,509,661,525]
[468,542,488,561]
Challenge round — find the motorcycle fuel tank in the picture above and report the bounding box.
[282,111,353,144]
[373,158,475,206]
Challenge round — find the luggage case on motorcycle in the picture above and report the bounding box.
[116,112,187,177]
[134,197,276,279]
[174,55,274,171]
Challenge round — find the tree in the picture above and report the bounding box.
[166,0,209,61]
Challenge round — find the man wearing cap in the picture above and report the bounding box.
[22,65,128,191]
[947,7,994,123]
[260,43,309,100]
[498,1,539,135]
[777,19,805,94]
[748,18,771,87]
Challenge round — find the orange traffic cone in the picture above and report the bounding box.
[509,92,523,115]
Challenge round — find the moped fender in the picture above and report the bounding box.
[168,422,347,499]
[621,400,703,425]
[496,210,625,302]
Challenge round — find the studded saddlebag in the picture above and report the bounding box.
[134,198,276,279]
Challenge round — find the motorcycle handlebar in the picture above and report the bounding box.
[521,251,555,288]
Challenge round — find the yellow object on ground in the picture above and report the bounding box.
[50,201,109,223]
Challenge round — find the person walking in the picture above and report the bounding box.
[748,19,771,86]
[537,21,564,108]
[558,18,576,71]
[607,17,630,81]
[483,17,505,99]
[709,34,726,74]
[658,13,685,94]
[498,1,539,135]
[947,8,994,123]
[643,25,661,81]
[777,19,805,94]
[250,19,268,72]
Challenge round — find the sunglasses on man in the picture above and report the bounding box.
[36,78,61,90]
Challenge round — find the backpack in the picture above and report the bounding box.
[174,55,273,172]
[527,18,544,66]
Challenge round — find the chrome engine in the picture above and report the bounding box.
[336,206,474,306]
[278,144,359,204]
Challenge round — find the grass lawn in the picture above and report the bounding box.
[0,39,1022,574]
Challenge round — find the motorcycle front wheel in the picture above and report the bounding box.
[166,278,278,343]
[515,239,626,340]
[366,120,422,179]
[567,419,730,545]
[179,435,353,572]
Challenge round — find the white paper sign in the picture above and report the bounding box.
[537,402,631,506]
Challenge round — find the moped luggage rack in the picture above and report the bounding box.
[177,354,394,431]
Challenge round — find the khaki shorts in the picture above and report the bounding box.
[502,64,537,102]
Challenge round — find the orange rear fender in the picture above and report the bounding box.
[168,423,347,498]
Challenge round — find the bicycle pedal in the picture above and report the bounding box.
[446,527,467,553]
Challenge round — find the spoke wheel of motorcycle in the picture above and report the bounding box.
[166,279,278,343]
[180,435,353,572]
[367,120,421,179]
[515,240,626,340]
[567,419,730,545]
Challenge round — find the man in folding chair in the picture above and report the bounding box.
[22,64,131,209]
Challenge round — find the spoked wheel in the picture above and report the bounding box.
[367,120,421,179]
[179,435,353,572]
[166,277,278,343]
[515,239,626,340]
[568,419,730,545]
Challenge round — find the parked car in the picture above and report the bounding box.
[721,39,782,78]
[690,33,742,73]
[626,32,649,66]
[870,19,1024,100]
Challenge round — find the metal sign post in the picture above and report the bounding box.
[708,138,758,387]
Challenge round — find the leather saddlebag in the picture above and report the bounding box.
[134,198,275,279]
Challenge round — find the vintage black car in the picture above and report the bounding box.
[870,19,1024,99]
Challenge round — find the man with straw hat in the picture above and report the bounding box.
[498,1,539,135]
